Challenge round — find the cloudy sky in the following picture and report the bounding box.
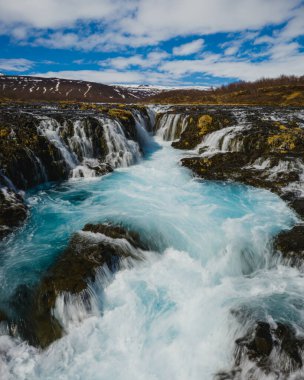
[0,0,303,86]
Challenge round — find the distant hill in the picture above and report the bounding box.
[1,74,303,106]
[0,75,166,103]
[147,76,304,106]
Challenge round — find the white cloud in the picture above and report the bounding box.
[1,1,303,85]
[161,52,304,81]
[33,69,177,85]
[101,51,169,69]
[269,42,300,59]
[0,58,34,72]
[0,0,301,50]
[224,46,239,56]
[120,0,300,43]
[0,0,126,29]
[173,39,204,56]
[279,6,304,40]
[221,31,258,56]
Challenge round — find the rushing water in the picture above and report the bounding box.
[0,126,303,379]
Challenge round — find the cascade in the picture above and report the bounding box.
[1,107,304,380]
[37,115,145,178]
[197,125,246,155]
[101,116,142,168]
[156,113,189,141]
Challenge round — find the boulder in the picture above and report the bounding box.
[0,187,27,239]
[234,321,304,374]
[274,225,304,266]
[10,223,146,348]
[172,111,235,150]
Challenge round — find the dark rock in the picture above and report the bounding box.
[287,198,304,218]
[12,223,146,348]
[0,107,144,238]
[0,309,8,323]
[0,187,27,238]
[178,113,304,222]
[231,321,304,376]
[85,161,113,176]
[274,225,304,265]
[172,111,235,150]
[0,111,70,189]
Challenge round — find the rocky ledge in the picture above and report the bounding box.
[6,223,147,348]
[167,107,304,264]
[0,104,151,238]
[217,321,304,379]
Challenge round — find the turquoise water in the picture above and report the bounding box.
[0,137,302,379]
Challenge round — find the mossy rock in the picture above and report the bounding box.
[12,223,146,348]
[108,108,133,121]
[172,111,235,150]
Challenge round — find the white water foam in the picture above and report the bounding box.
[38,115,144,178]
[0,135,300,380]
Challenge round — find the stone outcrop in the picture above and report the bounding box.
[9,223,146,348]
[273,225,304,266]
[172,111,235,149]
[0,104,149,238]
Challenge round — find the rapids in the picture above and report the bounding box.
[0,118,303,380]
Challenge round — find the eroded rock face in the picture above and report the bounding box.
[171,111,235,149]
[0,172,27,238]
[235,322,303,375]
[10,223,146,348]
[172,109,304,218]
[0,189,27,238]
[217,321,304,379]
[0,104,147,238]
[274,225,304,266]
[0,112,70,189]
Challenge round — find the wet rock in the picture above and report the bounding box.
[177,113,304,224]
[220,321,304,378]
[284,197,304,219]
[12,223,146,348]
[172,111,235,150]
[0,111,70,189]
[0,187,27,238]
[0,107,144,237]
[236,322,273,359]
[181,152,301,196]
[85,161,113,176]
[0,309,8,323]
[274,225,304,265]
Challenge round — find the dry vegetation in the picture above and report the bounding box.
[147,75,304,106]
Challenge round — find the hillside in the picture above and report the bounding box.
[0,75,165,103]
[147,76,304,106]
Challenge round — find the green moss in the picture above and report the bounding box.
[267,133,297,151]
[0,127,10,138]
[197,114,213,136]
[108,108,133,121]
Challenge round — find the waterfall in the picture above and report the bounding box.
[24,148,48,183]
[67,120,94,160]
[38,115,144,178]
[156,113,189,141]
[0,170,17,192]
[100,117,142,169]
[132,109,157,152]
[197,125,246,155]
[38,118,78,169]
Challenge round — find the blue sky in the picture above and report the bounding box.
[0,0,303,86]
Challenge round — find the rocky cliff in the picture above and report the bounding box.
[0,104,152,237]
